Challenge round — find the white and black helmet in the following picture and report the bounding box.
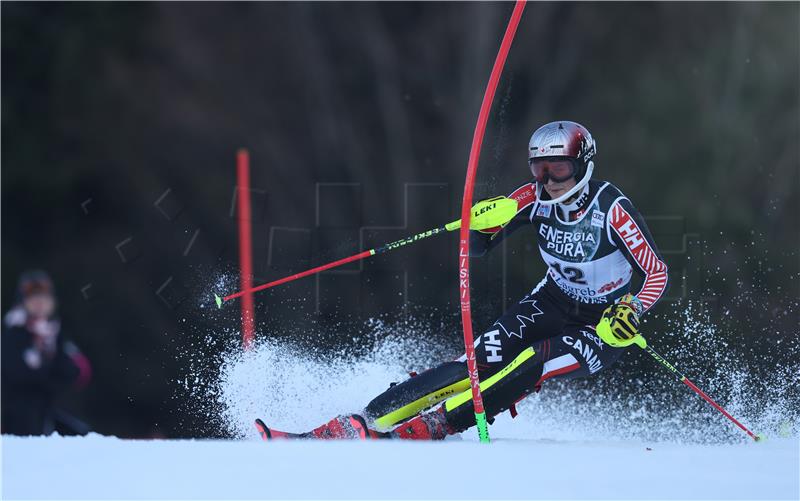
[528,121,597,205]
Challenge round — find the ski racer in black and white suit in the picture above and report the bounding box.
[359,120,670,440]
[256,121,670,441]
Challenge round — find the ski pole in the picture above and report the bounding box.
[632,335,762,441]
[457,0,527,444]
[215,196,519,308]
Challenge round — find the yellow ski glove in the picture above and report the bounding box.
[596,294,647,348]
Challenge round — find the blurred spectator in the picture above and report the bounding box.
[2,270,92,435]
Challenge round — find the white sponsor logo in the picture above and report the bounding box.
[539,223,596,258]
[591,210,605,228]
[580,329,605,351]
[562,335,604,374]
[483,330,503,363]
[536,205,551,218]
[616,219,644,250]
[494,297,544,339]
[551,277,609,304]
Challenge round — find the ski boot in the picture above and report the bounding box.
[389,407,454,440]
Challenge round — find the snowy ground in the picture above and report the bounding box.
[6,308,797,500]
[1,433,798,500]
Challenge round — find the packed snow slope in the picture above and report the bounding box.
[8,286,794,500]
[2,433,798,500]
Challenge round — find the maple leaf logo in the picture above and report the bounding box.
[494,296,544,339]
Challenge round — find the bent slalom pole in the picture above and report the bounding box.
[458,0,527,444]
[630,335,762,442]
[215,196,518,308]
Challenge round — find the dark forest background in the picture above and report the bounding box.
[2,2,798,438]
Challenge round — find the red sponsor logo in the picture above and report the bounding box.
[597,278,624,294]
[510,184,535,205]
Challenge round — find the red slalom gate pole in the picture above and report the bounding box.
[236,149,256,350]
[458,0,526,443]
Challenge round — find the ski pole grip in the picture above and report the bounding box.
[445,196,518,232]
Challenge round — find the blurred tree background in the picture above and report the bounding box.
[2,2,798,438]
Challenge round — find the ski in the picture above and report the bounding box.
[254,415,385,441]
[254,419,305,440]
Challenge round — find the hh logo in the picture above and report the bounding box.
[483,330,503,363]
[613,209,644,250]
[618,220,644,249]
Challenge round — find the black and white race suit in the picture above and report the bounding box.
[366,178,669,434]
[475,179,669,315]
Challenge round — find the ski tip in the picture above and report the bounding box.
[214,294,223,309]
[254,418,271,441]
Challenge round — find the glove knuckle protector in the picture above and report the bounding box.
[596,294,642,348]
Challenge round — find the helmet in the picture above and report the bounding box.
[528,121,597,205]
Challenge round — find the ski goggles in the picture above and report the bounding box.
[529,157,577,184]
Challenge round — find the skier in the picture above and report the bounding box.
[256,120,668,440]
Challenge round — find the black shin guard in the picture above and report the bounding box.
[442,347,544,433]
[365,361,470,430]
